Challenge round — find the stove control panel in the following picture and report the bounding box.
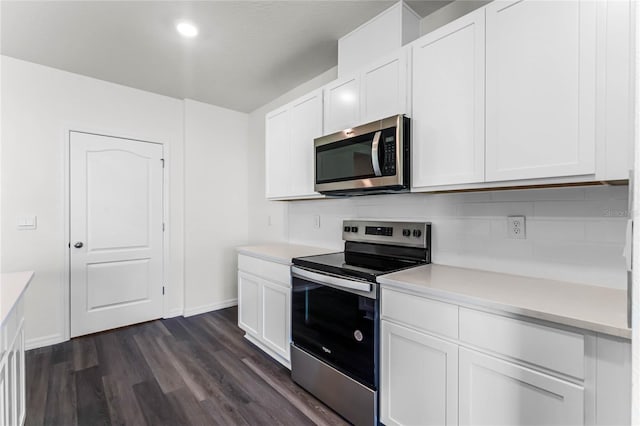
[342,220,431,249]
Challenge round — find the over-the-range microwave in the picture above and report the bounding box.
[314,114,410,195]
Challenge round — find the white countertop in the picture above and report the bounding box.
[237,243,336,265]
[378,264,630,339]
[1,271,33,325]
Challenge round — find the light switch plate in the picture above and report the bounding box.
[17,216,37,230]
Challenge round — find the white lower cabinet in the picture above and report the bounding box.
[380,288,630,426]
[237,255,292,368]
[380,321,458,426]
[261,280,290,361]
[458,348,584,426]
[238,271,261,337]
[0,296,26,426]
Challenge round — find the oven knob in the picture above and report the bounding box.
[351,226,358,233]
[413,229,422,238]
[344,226,351,232]
[402,229,411,237]
[354,330,363,342]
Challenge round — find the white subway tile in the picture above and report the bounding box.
[533,199,629,218]
[585,219,628,243]
[456,201,534,218]
[584,185,629,200]
[490,187,586,202]
[527,219,586,242]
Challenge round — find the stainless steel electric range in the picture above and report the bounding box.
[290,220,432,425]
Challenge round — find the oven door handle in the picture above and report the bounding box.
[292,266,372,293]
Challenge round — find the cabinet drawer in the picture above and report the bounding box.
[238,255,290,287]
[381,288,458,339]
[459,308,584,379]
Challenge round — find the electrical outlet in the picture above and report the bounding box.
[507,216,526,239]
[313,215,321,229]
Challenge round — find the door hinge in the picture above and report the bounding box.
[68,242,70,248]
[161,158,165,168]
[162,223,165,232]
[162,286,165,295]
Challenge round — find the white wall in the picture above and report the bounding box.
[1,56,186,347]
[183,99,249,316]
[287,186,629,289]
[246,67,337,244]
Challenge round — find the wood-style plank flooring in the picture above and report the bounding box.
[26,307,349,426]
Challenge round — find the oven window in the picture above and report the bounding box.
[291,276,377,389]
[316,134,377,183]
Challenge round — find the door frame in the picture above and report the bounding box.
[62,126,170,341]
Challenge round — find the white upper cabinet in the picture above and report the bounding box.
[411,0,631,191]
[338,2,420,77]
[324,49,410,135]
[323,75,361,135]
[412,8,485,188]
[265,107,290,198]
[361,50,410,124]
[484,0,597,181]
[288,91,323,197]
[265,89,323,200]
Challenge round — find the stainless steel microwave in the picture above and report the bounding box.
[314,115,410,195]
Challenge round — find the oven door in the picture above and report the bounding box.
[291,266,378,389]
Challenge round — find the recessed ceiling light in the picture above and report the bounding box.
[176,21,198,38]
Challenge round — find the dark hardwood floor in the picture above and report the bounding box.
[26,307,349,426]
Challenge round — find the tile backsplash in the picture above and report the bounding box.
[288,185,630,290]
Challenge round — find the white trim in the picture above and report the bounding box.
[244,333,291,370]
[63,125,171,341]
[164,308,183,319]
[25,333,64,351]
[183,298,238,317]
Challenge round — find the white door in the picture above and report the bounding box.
[238,271,261,338]
[380,321,458,426]
[289,89,323,198]
[70,131,164,337]
[459,348,584,426]
[360,50,408,123]
[412,8,485,188]
[265,107,291,198]
[323,74,360,134]
[485,0,596,181]
[261,279,291,361]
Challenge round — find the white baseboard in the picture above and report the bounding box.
[183,298,238,317]
[26,333,65,351]
[164,308,184,319]
[244,333,291,370]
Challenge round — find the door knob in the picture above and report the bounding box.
[74,242,84,248]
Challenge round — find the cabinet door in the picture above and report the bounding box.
[360,50,408,124]
[0,358,6,426]
[380,321,458,426]
[459,348,584,426]
[261,280,291,361]
[238,271,261,338]
[323,75,360,134]
[16,327,25,426]
[412,9,485,188]
[485,0,596,181]
[265,107,291,198]
[289,90,323,197]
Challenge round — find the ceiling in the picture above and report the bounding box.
[1,1,450,112]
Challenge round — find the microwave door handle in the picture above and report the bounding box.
[371,131,382,177]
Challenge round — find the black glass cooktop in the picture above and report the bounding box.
[292,251,425,283]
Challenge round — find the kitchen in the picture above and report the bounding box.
[0,0,638,425]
